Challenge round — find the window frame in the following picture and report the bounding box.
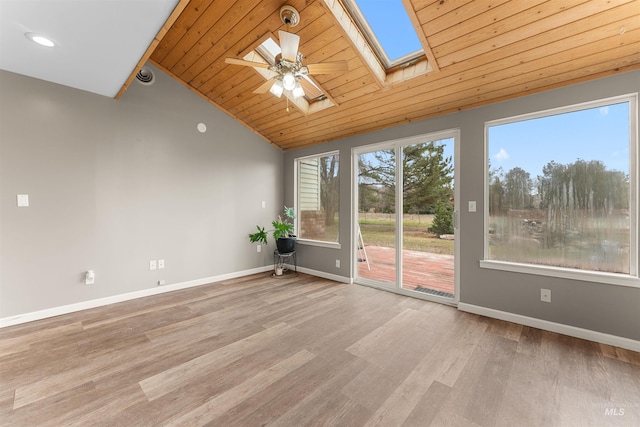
[480,93,639,288]
[341,0,424,69]
[294,150,341,249]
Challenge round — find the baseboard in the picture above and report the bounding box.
[458,303,640,353]
[296,266,352,284]
[0,266,272,328]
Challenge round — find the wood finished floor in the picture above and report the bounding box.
[1,273,639,426]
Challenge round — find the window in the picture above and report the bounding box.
[342,0,423,68]
[295,151,340,246]
[483,95,638,285]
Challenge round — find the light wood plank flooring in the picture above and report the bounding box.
[1,273,639,426]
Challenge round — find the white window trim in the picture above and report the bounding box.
[482,93,639,287]
[296,239,341,249]
[294,150,341,248]
[479,260,640,288]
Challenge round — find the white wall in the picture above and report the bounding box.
[0,65,283,318]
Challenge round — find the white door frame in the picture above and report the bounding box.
[351,129,460,305]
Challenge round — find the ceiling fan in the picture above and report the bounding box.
[225,5,348,100]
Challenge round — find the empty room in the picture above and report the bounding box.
[1,0,639,425]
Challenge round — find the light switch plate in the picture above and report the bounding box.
[468,201,477,212]
[158,259,165,269]
[150,260,157,271]
[17,194,29,207]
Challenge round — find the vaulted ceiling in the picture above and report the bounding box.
[142,0,639,151]
[4,0,639,151]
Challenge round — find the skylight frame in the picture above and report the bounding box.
[342,0,425,69]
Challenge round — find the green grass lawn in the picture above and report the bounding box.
[359,222,454,255]
[317,213,454,255]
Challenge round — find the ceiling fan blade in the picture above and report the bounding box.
[306,61,348,74]
[225,57,271,69]
[279,30,300,62]
[253,78,276,94]
[298,78,323,100]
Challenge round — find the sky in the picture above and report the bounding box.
[358,101,630,189]
[350,2,630,182]
[489,101,630,179]
[353,0,423,61]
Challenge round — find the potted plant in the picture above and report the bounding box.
[249,206,297,253]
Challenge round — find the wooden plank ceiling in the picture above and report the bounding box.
[146,0,640,150]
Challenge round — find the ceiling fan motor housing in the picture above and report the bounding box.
[280,5,300,27]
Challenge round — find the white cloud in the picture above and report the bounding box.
[599,106,609,116]
[494,148,509,161]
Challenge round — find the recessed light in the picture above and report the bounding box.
[25,32,55,47]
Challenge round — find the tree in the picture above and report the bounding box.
[358,157,384,213]
[538,159,628,212]
[359,142,453,214]
[319,155,339,225]
[488,165,505,215]
[535,159,629,248]
[504,167,532,209]
[430,200,454,235]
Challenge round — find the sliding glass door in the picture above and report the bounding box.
[356,148,396,288]
[354,131,459,303]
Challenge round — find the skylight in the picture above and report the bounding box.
[345,0,423,68]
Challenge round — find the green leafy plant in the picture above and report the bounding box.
[430,200,454,236]
[248,206,296,246]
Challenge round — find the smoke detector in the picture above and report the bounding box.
[135,66,155,85]
[280,5,300,27]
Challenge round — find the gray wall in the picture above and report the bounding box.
[284,70,640,341]
[0,65,283,317]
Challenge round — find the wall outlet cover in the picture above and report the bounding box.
[541,288,551,303]
[17,194,29,207]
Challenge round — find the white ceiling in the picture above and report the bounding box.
[0,0,178,98]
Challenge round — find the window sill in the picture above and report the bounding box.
[479,260,639,288]
[296,239,341,250]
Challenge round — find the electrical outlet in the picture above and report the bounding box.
[150,260,157,270]
[158,259,165,269]
[336,259,340,268]
[17,194,29,207]
[85,270,95,285]
[540,288,551,303]
[257,244,262,253]
[261,200,266,208]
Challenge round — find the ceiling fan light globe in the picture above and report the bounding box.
[292,82,305,99]
[270,80,284,98]
[282,73,296,91]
